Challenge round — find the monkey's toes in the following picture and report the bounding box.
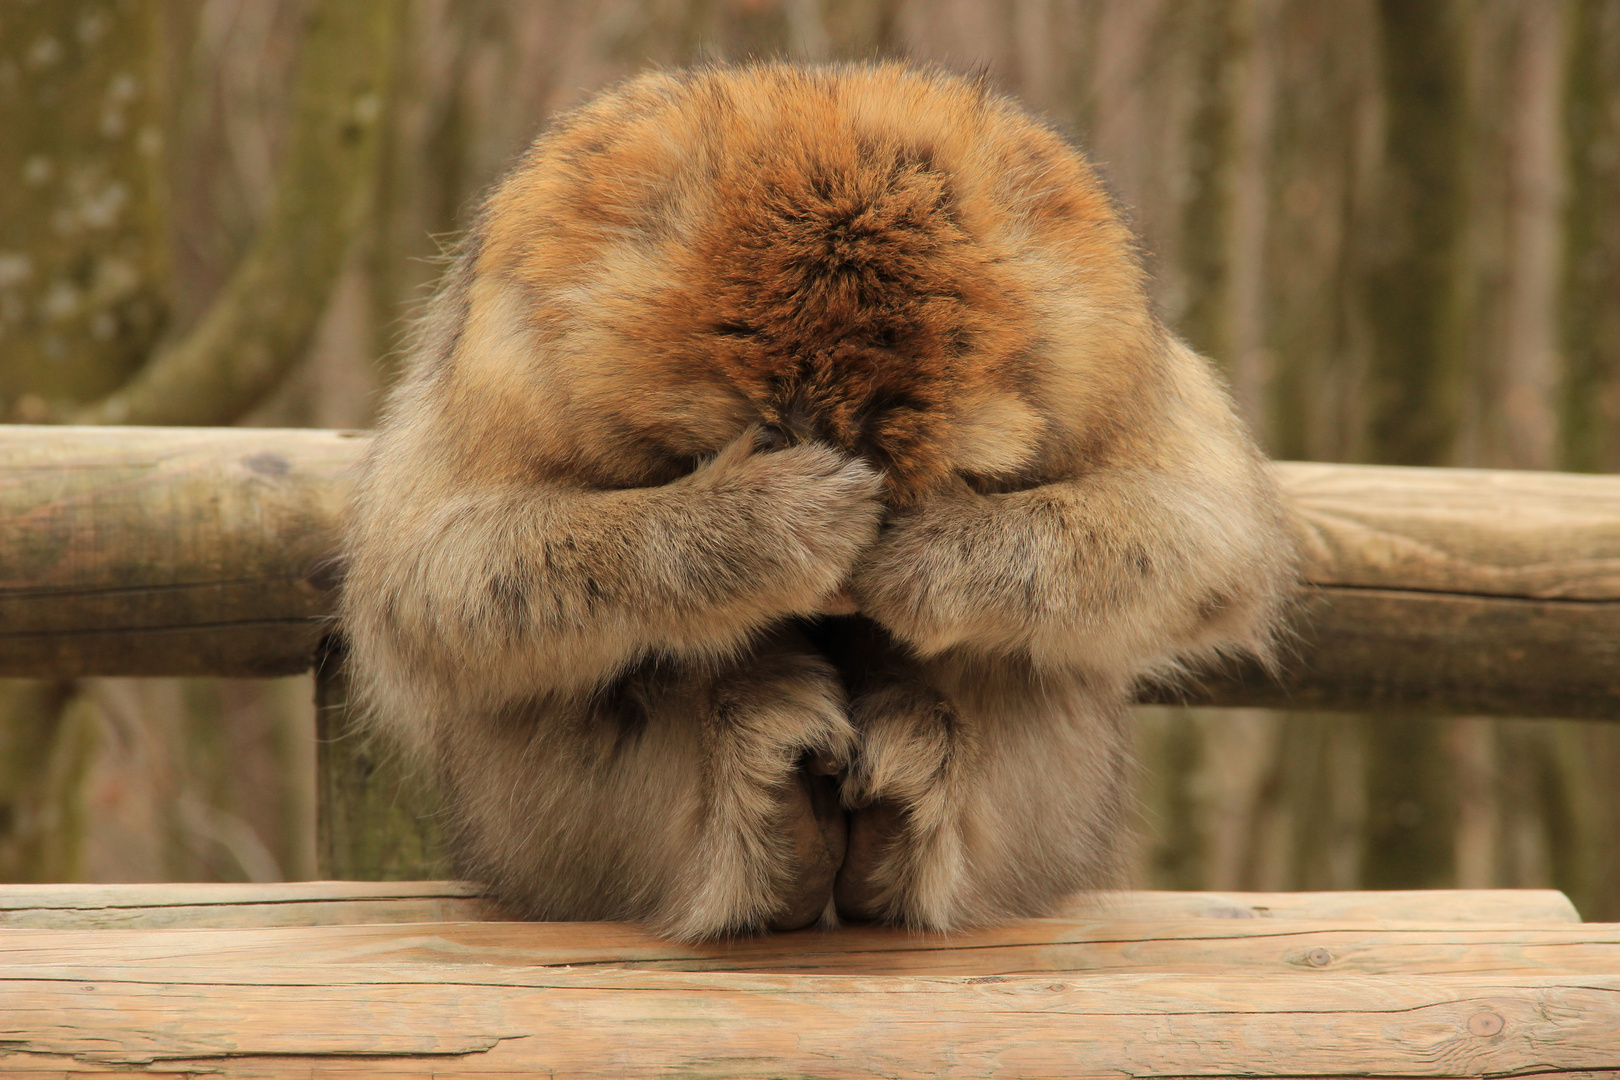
[765,767,847,931]
[833,798,907,923]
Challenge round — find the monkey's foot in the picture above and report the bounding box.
[832,797,907,921]
[833,678,965,927]
[766,764,847,931]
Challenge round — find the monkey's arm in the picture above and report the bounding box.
[343,433,882,724]
[850,360,1294,685]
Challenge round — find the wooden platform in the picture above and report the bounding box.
[0,882,1614,1078]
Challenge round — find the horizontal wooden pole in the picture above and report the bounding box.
[1163,462,1620,717]
[0,426,353,678]
[4,426,1618,717]
[6,917,1615,978]
[0,963,1614,1076]
[0,883,1601,1077]
[0,881,1579,929]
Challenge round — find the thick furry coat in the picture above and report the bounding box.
[342,62,1296,940]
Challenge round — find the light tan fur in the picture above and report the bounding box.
[341,62,1296,940]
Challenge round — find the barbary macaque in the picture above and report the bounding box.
[341,62,1295,940]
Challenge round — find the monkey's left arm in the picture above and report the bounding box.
[849,360,1295,686]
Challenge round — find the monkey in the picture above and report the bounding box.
[340,61,1296,941]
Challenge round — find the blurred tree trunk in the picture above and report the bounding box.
[1555,0,1620,919]
[1353,0,1471,891]
[0,0,170,881]
[0,0,170,418]
[1560,0,1620,474]
[0,0,396,884]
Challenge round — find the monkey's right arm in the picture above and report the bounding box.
[342,429,883,749]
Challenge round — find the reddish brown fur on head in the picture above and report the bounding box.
[474,62,1155,503]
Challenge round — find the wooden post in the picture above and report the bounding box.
[314,638,448,881]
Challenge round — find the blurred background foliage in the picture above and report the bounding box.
[0,0,1616,913]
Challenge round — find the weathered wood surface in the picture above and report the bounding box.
[0,882,1604,1077]
[0,965,1614,1077]
[0,425,353,677]
[0,880,495,929]
[1169,461,1620,716]
[0,881,1577,928]
[4,426,1620,716]
[1065,887,1582,923]
[4,918,1616,977]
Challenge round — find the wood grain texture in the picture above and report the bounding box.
[1,918,1615,977]
[0,881,495,929]
[1280,462,1620,599]
[1063,887,1583,923]
[0,883,1601,1078]
[0,882,1575,928]
[0,426,355,677]
[4,428,1619,716]
[0,965,1614,1077]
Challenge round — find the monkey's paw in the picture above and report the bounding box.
[658,637,857,939]
[834,679,966,928]
[846,476,1003,657]
[687,431,884,613]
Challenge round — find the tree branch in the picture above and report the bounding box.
[68,0,402,427]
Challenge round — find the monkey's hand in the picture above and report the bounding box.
[679,432,884,625]
[848,464,1292,686]
[344,428,883,726]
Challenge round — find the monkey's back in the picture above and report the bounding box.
[468,63,1157,504]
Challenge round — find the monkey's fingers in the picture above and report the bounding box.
[804,749,846,776]
[816,589,859,616]
[765,768,847,932]
[833,799,906,923]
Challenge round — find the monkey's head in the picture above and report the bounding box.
[460,62,1164,504]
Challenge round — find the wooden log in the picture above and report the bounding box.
[0,963,1614,1077]
[4,427,1619,716]
[2,918,1616,977]
[1063,887,1583,923]
[1161,462,1620,717]
[0,425,352,678]
[0,880,495,930]
[0,881,1577,929]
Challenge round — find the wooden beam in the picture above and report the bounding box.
[1161,462,1620,717]
[0,880,1578,929]
[3,917,1615,977]
[0,962,1614,1076]
[0,880,495,929]
[3,427,1618,716]
[0,883,1603,1077]
[0,425,352,677]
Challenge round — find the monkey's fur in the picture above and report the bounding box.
[342,62,1296,941]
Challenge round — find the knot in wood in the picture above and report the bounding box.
[1467,1010,1505,1037]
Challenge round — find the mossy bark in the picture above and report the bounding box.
[70,0,401,426]
[315,642,447,881]
[0,0,170,419]
[1559,0,1620,474]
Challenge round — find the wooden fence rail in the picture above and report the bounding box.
[3,426,1619,1077]
[3,425,1619,717]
